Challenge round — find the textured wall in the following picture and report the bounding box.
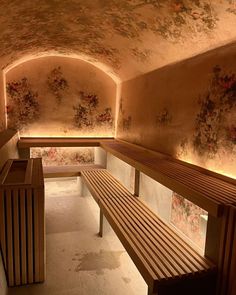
[0,132,19,170]
[1,1,236,80]
[6,56,116,137]
[106,153,135,193]
[117,43,236,178]
[0,74,6,132]
[30,147,94,166]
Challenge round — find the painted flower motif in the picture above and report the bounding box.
[193,66,236,157]
[156,108,172,126]
[171,192,207,248]
[79,91,99,108]
[171,1,186,13]
[96,108,113,126]
[47,66,68,104]
[6,78,40,130]
[31,147,94,166]
[73,91,113,130]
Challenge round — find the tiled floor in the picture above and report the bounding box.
[8,177,146,295]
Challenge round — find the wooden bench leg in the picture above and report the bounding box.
[99,209,103,237]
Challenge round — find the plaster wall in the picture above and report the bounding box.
[0,133,19,170]
[117,43,236,178]
[106,153,134,193]
[139,173,172,223]
[5,56,117,137]
[0,74,6,132]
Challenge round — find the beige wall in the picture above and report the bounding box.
[0,132,19,170]
[0,73,6,132]
[117,43,236,178]
[106,153,135,193]
[5,56,117,137]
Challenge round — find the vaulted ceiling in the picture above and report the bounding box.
[1,0,236,81]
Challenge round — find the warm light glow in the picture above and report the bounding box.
[115,83,122,138]
[3,52,121,84]
[2,72,7,128]
[20,135,114,139]
[177,149,236,180]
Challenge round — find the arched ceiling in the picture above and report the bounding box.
[1,0,236,81]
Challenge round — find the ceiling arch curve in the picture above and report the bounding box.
[3,52,121,83]
[1,1,236,81]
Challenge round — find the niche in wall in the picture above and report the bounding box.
[5,56,117,137]
[30,147,94,166]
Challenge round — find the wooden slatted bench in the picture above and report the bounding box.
[43,164,104,178]
[81,169,217,295]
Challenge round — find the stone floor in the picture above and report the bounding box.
[8,177,147,295]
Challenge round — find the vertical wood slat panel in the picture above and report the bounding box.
[33,188,40,282]
[0,189,6,267]
[0,159,45,286]
[6,190,14,286]
[27,188,34,284]
[20,188,27,285]
[13,189,21,286]
[220,206,236,295]
[38,187,45,282]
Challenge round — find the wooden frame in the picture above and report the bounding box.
[0,158,45,287]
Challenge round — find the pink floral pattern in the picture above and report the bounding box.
[31,147,94,166]
[171,192,208,249]
[6,78,40,130]
[73,91,113,129]
[47,66,68,104]
[193,66,236,158]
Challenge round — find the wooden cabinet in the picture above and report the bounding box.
[0,158,45,286]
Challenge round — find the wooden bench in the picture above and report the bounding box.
[43,164,104,178]
[81,169,217,295]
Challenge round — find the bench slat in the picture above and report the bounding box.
[96,170,205,273]
[88,169,214,270]
[81,169,216,291]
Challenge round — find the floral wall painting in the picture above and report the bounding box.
[5,56,116,137]
[30,147,94,166]
[1,1,236,81]
[6,77,40,130]
[154,0,218,41]
[156,108,172,126]
[47,66,69,105]
[171,192,208,250]
[118,98,132,131]
[193,65,236,158]
[73,91,113,130]
[117,43,236,178]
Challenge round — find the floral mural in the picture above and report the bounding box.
[193,66,236,158]
[171,192,208,249]
[47,66,69,104]
[73,91,113,130]
[156,108,172,126]
[1,1,236,80]
[5,57,116,137]
[118,98,132,131]
[30,147,94,166]
[6,77,40,130]
[154,1,218,41]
